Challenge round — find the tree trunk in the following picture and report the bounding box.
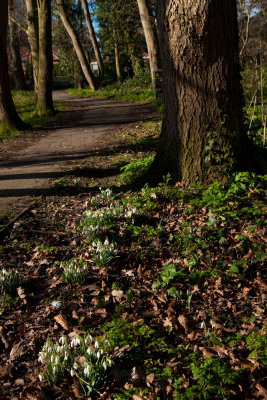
[154,0,249,185]
[136,0,161,81]
[9,0,27,90]
[113,25,123,83]
[56,0,96,91]
[0,0,27,134]
[125,29,143,76]
[36,0,54,115]
[25,0,39,93]
[81,0,105,77]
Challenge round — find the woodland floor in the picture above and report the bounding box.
[0,92,266,400]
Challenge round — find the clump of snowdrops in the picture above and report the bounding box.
[61,259,89,285]
[38,334,113,395]
[0,268,23,293]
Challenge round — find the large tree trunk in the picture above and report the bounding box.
[81,0,105,77]
[9,0,27,90]
[154,0,250,185]
[136,0,161,81]
[0,0,27,134]
[36,0,54,115]
[56,0,96,91]
[25,0,39,93]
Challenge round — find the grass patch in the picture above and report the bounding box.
[13,90,66,128]
[67,72,163,111]
[0,91,67,140]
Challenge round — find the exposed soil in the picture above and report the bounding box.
[0,91,157,221]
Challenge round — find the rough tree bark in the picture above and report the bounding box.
[136,0,161,81]
[36,0,54,115]
[56,0,96,91]
[25,0,39,93]
[0,0,27,134]
[81,0,105,77]
[9,0,27,90]
[154,0,251,184]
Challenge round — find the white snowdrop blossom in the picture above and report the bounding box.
[210,320,216,329]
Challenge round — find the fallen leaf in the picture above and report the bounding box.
[54,314,72,330]
[146,373,154,387]
[17,287,27,303]
[163,317,173,329]
[0,326,9,349]
[255,383,267,399]
[10,341,24,361]
[199,347,216,359]
[0,364,15,379]
[94,308,107,317]
[111,290,124,300]
[178,315,188,332]
[49,280,62,288]
[72,384,84,399]
[15,378,24,386]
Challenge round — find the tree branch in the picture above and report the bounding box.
[8,16,27,33]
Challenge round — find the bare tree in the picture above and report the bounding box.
[136,0,161,80]
[56,0,96,91]
[25,0,39,92]
[9,0,27,90]
[81,0,105,77]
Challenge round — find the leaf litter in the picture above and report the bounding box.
[0,122,266,399]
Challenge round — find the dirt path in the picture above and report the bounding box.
[0,90,156,218]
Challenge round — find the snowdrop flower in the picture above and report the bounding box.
[94,341,99,349]
[50,355,54,363]
[210,320,216,329]
[100,349,103,355]
[108,358,113,367]
[104,340,110,346]
[84,364,91,377]
[104,238,109,246]
[53,366,56,374]
[73,363,78,370]
[86,347,92,355]
[96,351,100,359]
[64,352,68,361]
[38,354,44,363]
[200,321,205,329]
[70,369,75,377]
[71,337,80,347]
[38,374,43,382]
[102,361,107,370]
[55,356,59,365]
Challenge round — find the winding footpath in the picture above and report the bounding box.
[0,90,154,218]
